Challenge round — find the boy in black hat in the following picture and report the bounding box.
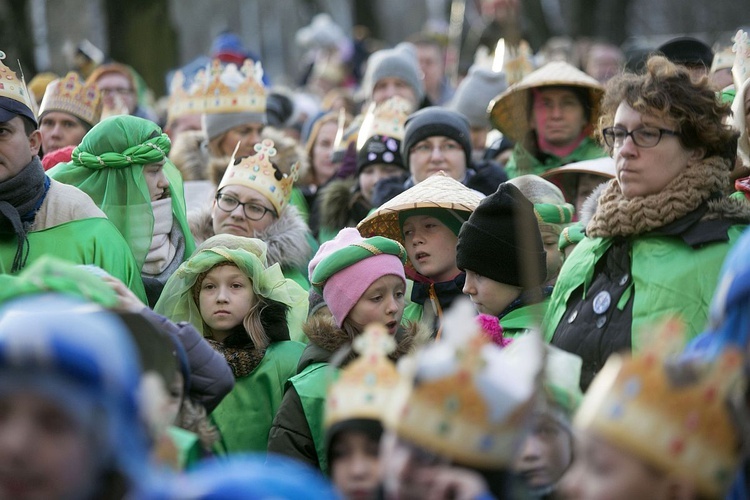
[457,182,550,336]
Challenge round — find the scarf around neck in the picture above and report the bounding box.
[586,156,730,239]
[143,198,176,275]
[0,157,48,272]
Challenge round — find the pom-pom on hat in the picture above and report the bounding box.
[308,228,407,327]
[456,182,547,288]
[448,65,508,128]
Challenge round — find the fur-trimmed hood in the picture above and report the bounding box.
[169,130,210,181]
[188,203,312,271]
[318,178,358,231]
[297,314,431,374]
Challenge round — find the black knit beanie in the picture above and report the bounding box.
[357,134,406,175]
[401,107,472,171]
[456,182,547,288]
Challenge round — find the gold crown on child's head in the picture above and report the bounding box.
[574,317,745,499]
[325,323,400,429]
[166,69,208,125]
[0,51,34,114]
[218,139,299,215]
[203,58,266,115]
[38,72,102,126]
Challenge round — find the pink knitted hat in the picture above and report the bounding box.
[308,228,406,327]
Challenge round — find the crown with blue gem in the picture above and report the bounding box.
[325,323,400,429]
[218,138,298,215]
[384,299,544,469]
[575,317,745,498]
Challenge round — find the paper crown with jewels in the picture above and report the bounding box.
[325,323,400,429]
[166,68,208,126]
[218,138,298,215]
[575,317,746,498]
[202,58,266,115]
[384,299,544,469]
[356,95,411,149]
[38,72,102,127]
[0,51,35,122]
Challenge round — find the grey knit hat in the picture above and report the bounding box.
[202,110,267,141]
[363,43,424,104]
[448,66,508,128]
[401,107,472,170]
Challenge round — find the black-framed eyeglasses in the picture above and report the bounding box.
[601,126,680,148]
[215,193,277,220]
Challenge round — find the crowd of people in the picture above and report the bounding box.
[0,10,749,499]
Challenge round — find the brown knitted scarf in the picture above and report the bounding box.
[206,338,266,379]
[586,156,730,238]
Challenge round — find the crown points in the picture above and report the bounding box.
[38,72,102,125]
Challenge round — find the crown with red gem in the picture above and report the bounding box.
[325,323,400,429]
[202,58,266,115]
[38,72,102,126]
[574,317,745,498]
[384,299,544,469]
[0,51,35,122]
[218,138,298,215]
[166,68,208,126]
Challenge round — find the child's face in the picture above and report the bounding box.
[359,163,404,204]
[559,431,672,500]
[402,215,460,283]
[0,391,97,500]
[198,265,255,340]
[143,160,170,201]
[512,412,573,492]
[348,275,405,336]
[330,430,381,499]
[463,269,521,317]
[541,229,562,284]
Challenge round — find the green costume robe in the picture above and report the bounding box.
[504,136,607,178]
[500,298,550,338]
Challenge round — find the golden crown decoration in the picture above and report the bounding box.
[166,68,208,125]
[356,96,411,150]
[218,138,298,215]
[325,323,400,429]
[574,317,745,498]
[0,51,34,113]
[38,71,102,126]
[202,58,266,115]
[384,299,544,469]
[732,29,749,90]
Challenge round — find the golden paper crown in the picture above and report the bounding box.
[166,69,207,125]
[38,72,102,126]
[218,138,298,215]
[203,58,266,115]
[575,317,745,498]
[356,96,411,149]
[384,299,544,469]
[0,51,34,116]
[325,323,400,429]
[732,29,750,90]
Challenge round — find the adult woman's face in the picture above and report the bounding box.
[312,121,338,186]
[612,102,702,198]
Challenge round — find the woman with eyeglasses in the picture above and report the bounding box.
[190,139,313,293]
[543,55,750,392]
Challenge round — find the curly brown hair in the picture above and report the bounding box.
[596,55,735,161]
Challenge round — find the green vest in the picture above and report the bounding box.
[167,426,203,471]
[3,217,147,303]
[504,137,607,178]
[543,227,747,350]
[211,341,305,454]
[289,362,340,474]
[500,299,550,338]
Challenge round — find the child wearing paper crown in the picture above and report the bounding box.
[47,114,196,307]
[559,317,746,500]
[267,227,427,474]
[189,138,314,291]
[154,234,309,454]
[357,173,485,339]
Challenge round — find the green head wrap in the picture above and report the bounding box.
[558,222,585,252]
[397,207,470,237]
[533,202,575,225]
[48,115,195,269]
[154,234,308,338]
